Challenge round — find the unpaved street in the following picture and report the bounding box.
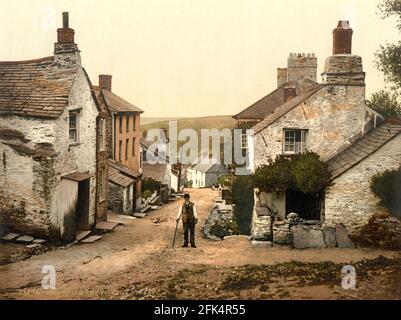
[0,188,400,300]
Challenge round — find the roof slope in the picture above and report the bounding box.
[142,162,168,183]
[234,86,286,120]
[253,84,324,134]
[0,57,76,118]
[93,87,143,113]
[233,80,319,121]
[108,159,140,178]
[191,158,227,174]
[327,122,401,179]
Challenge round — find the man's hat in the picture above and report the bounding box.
[184,193,190,199]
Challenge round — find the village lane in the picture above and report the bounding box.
[0,188,400,299]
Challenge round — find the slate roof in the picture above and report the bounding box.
[108,159,140,178]
[93,86,143,113]
[191,158,227,174]
[252,84,324,134]
[0,56,76,118]
[327,122,401,180]
[108,166,134,187]
[233,80,319,120]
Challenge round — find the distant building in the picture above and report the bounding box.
[93,75,144,213]
[0,13,109,242]
[187,158,227,188]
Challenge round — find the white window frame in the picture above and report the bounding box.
[241,133,248,151]
[69,110,80,143]
[283,129,308,154]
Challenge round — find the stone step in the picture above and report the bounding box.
[1,233,19,241]
[80,235,103,243]
[134,213,147,218]
[95,221,119,231]
[33,239,46,244]
[76,230,91,241]
[16,235,34,243]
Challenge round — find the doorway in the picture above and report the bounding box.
[76,179,90,230]
[285,190,323,221]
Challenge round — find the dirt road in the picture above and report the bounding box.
[0,188,400,300]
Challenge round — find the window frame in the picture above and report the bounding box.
[125,139,129,160]
[99,118,106,151]
[119,114,123,133]
[69,110,80,144]
[132,137,136,157]
[283,128,308,154]
[133,115,136,131]
[126,115,130,133]
[118,140,122,162]
[99,167,106,201]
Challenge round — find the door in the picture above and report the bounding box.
[76,179,90,230]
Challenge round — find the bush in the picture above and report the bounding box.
[253,152,331,194]
[142,177,160,193]
[370,166,401,218]
[232,175,254,235]
[142,190,153,200]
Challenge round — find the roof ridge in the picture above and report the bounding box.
[0,56,54,65]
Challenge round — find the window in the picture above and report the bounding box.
[284,129,308,154]
[132,137,136,157]
[126,116,130,133]
[133,115,136,131]
[99,118,106,151]
[241,133,248,150]
[118,140,122,161]
[99,168,106,201]
[125,139,129,160]
[119,115,123,133]
[69,111,79,142]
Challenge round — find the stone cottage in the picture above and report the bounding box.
[0,13,109,242]
[186,158,228,188]
[249,21,401,246]
[93,75,144,214]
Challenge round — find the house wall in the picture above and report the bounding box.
[0,116,57,237]
[52,67,99,238]
[114,113,141,173]
[108,182,124,213]
[325,134,401,236]
[254,85,367,168]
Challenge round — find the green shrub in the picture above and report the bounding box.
[142,190,153,199]
[253,152,331,194]
[370,166,401,218]
[232,175,254,235]
[142,177,160,193]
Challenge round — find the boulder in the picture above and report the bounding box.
[323,227,337,247]
[293,226,309,249]
[308,229,325,248]
[335,224,354,248]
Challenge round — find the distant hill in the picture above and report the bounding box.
[141,115,236,157]
[141,115,236,133]
[141,117,185,125]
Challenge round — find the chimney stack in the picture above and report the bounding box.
[283,86,297,102]
[99,75,112,91]
[332,21,353,54]
[57,12,75,44]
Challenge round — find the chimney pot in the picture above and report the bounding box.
[62,12,69,28]
[333,20,353,54]
[99,75,112,91]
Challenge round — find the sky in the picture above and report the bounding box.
[0,0,399,117]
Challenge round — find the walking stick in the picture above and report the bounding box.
[172,220,179,248]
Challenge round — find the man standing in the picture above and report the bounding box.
[176,193,198,248]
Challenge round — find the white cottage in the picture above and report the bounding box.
[0,13,105,242]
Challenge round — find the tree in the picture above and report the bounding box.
[368,0,401,119]
[366,90,401,119]
[376,0,401,90]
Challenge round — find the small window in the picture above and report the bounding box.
[99,118,106,151]
[119,115,123,133]
[241,133,248,150]
[125,139,129,160]
[99,168,106,200]
[284,129,308,154]
[132,137,136,157]
[133,115,136,131]
[118,140,122,162]
[69,111,79,142]
[126,116,130,133]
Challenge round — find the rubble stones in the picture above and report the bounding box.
[293,226,310,249]
[335,224,354,248]
[16,235,34,243]
[323,227,337,247]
